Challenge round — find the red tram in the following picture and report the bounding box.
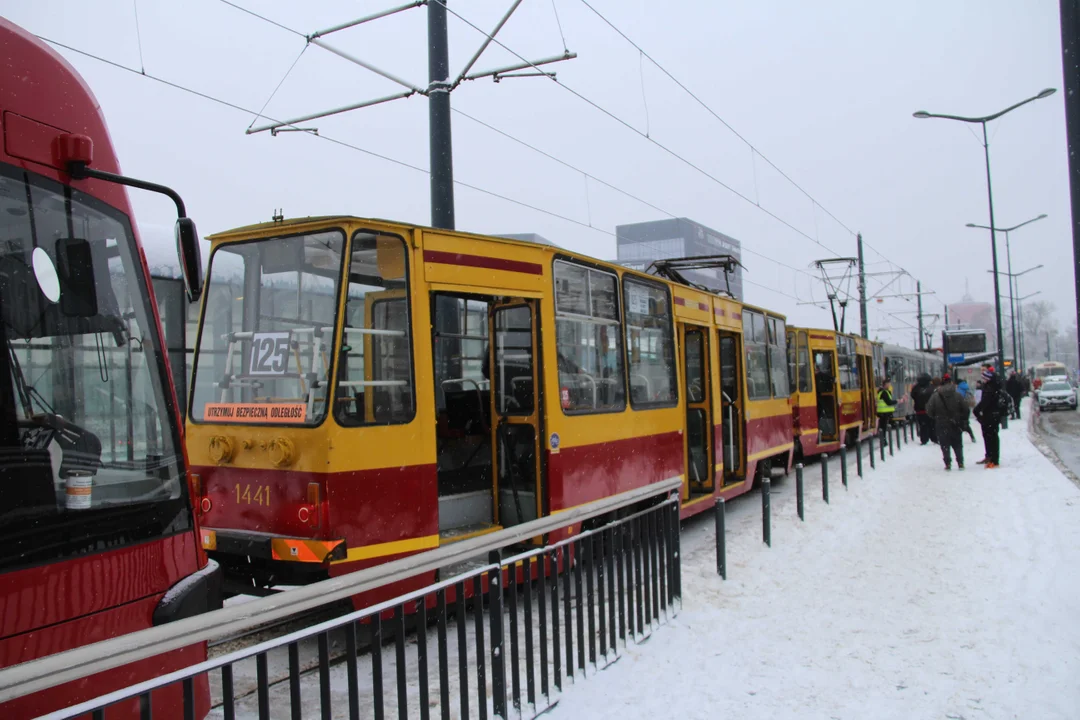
[0,19,218,718]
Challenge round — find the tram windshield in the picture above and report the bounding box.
[190,229,345,426]
[0,165,187,571]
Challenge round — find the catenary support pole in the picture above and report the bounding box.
[858,232,869,339]
[1062,0,1080,373]
[982,120,1007,376]
[917,280,924,350]
[428,0,455,229]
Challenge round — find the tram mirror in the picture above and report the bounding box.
[55,237,98,318]
[175,217,204,303]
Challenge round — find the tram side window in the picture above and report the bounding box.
[335,233,414,426]
[743,310,770,400]
[624,277,677,408]
[768,317,789,398]
[554,261,625,413]
[786,332,796,395]
[797,330,813,393]
[838,336,860,390]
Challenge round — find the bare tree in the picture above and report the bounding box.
[1023,300,1057,345]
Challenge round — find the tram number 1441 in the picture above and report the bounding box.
[235,483,271,507]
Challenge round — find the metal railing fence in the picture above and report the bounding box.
[2,477,681,720]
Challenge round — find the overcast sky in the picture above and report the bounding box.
[5,1,1072,347]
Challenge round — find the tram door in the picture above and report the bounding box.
[814,349,839,442]
[490,300,543,529]
[681,325,713,496]
[859,355,875,431]
[717,330,744,484]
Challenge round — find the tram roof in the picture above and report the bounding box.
[205,214,786,319]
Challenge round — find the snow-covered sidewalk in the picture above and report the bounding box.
[550,417,1080,720]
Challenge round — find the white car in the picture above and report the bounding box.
[1037,380,1077,411]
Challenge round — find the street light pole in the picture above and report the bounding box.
[914,88,1056,375]
[979,119,1006,374]
[967,214,1047,369]
[1015,289,1041,369]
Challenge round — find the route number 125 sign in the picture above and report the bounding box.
[249,332,291,375]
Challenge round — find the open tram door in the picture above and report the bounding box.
[858,343,876,433]
[681,324,714,497]
[489,299,545,533]
[812,345,840,443]
[717,330,745,484]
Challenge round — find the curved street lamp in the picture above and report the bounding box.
[914,88,1057,373]
[968,213,1048,366]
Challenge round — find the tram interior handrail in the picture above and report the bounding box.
[0,475,680,703]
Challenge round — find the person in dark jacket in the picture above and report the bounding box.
[1005,370,1025,420]
[927,373,970,470]
[911,373,936,445]
[974,367,1003,467]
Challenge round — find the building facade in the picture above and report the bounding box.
[614,218,744,300]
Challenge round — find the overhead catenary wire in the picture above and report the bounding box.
[48,6,900,326]
[204,0,882,313]
[212,0,941,320]
[248,44,308,131]
[573,0,943,315]
[200,1,826,294]
[451,108,818,282]
[429,0,844,257]
[34,35,612,239]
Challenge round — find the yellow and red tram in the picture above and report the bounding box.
[185,216,794,596]
[787,327,880,459]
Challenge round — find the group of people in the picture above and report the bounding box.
[877,364,1025,471]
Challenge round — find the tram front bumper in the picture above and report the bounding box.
[200,528,347,564]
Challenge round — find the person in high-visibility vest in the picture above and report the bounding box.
[877,378,897,430]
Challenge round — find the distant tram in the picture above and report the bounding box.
[881,343,945,421]
[787,327,880,459]
[186,216,795,598]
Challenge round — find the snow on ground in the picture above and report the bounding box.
[550,409,1080,720]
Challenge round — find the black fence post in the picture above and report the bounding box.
[488,551,506,719]
[714,496,726,579]
[888,425,894,457]
[821,453,830,504]
[671,500,682,601]
[840,445,848,489]
[762,476,771,547]
[869,433,876,469]
[856,437,864,477]
[881,428,887,461]
[796,463,804,521]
